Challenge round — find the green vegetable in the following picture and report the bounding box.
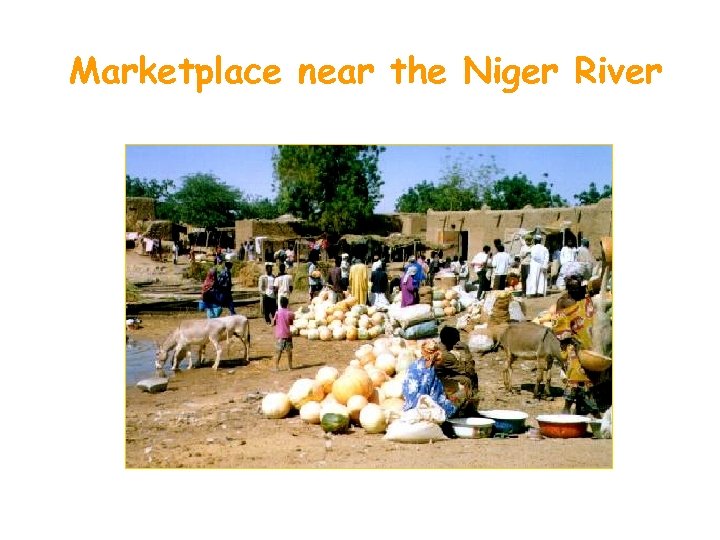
[321,412,350,434]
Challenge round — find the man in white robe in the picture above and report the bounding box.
[526,235,550,297]
[556,239,577,290]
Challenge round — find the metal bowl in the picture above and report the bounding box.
[478,410,528,435]
[448,417,495,439]
[536,414,589,438]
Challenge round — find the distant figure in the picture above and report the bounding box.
[450,255,461,275]
[490,244,512,290]
[259,263,277,325]
[471,245,492,297]
[526,235,550,297]
[458,259,469,289]
[575,238,594,280]
[339,253,350,291]
[327,257,344,303]
[272,296,295,371]
[556,239,577,290]
[239,242,246,262]
[519,236,533,297]
[216,260,236,315]
[200,267,221,318]
[307,250,323,302]
[172,241,179,265]
[285,247,295,268]
[189,246,196,262]
[349,258,369,306]
[370,260,389,307]
[400,265,417,308]
[274,263,294,303]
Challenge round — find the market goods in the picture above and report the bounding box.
[261,392,292,419]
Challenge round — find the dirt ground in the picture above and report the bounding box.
[125,251,612,469]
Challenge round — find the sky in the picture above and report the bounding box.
[125,145,612,213]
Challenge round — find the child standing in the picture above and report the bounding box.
[272,296,295,371]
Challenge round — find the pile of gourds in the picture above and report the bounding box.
[430,287,463,318]
[260,337,424,434]
[290,291,389,342]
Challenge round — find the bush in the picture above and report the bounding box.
[126,280,141,302]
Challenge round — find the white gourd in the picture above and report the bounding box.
[261,392,292,419]
[359,403,387,434]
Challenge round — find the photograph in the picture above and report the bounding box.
[125,144,613,469]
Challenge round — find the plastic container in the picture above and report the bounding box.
[478,410,528,435]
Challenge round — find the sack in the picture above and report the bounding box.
[468,332,495,353]
[401,395,447,424]
[401,319,439,340]
[389,303,434,329]
[383,419,447,443]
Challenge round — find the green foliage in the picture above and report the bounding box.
[165,172,243,228]
[126,175,174,200]
[573,182,612,205]
[273,145,385,234]
[395,152,502,212]
[237,196,281,220]
[183,261,217,282]
[126,280,141,302]
[482,173,567,210]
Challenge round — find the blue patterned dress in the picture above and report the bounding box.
[402,359,458,418]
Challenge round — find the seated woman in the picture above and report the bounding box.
[437,326,479,415]
[402,340,458,419]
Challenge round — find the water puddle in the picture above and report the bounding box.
[126,339,174,385]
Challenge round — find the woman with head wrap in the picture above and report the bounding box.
[401,340,458,419]
[200,267,221,318]
[400,265,417,307]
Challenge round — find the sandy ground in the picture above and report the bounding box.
[125,251,612,469]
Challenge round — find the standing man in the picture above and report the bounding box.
[519,235,532,297]
[471,245,492,297]
[340,253,350,292]
[526,235,550,297]
[216,260,236,315]
[490,244,512,290]
[258,263,277,325]
[307,250,323,303]
[575,238,594,281]
[369,260,389,307]
[428,251,441,286]
[327,257,344,303]
[557,239,577,290]
[172,241,179,265]
[349,258,369,306]
[274,263,294,304]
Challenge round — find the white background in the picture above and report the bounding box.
[1,1,716,538]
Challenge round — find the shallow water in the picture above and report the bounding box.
[126,339,174,385]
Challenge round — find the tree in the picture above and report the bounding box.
[482,173,567,210]
[165,172,244,228]
[395,152,502,212]
[237,196,281,220]
[272,145,384,234]
[574,182,612,205]
[126,175,174,200]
